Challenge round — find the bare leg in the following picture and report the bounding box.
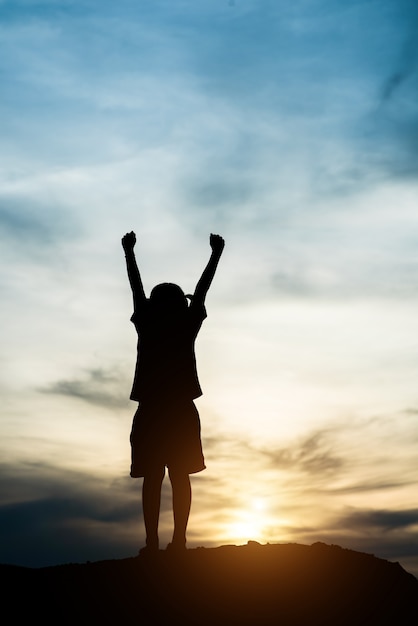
[142,466,165,550]
[168,468,191,547]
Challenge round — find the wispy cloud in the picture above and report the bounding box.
[339,508,418,533]
[262,431,344,476]
[40,367,130,409]
[0,197,77,253]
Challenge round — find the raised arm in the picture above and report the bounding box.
[121,231,146,310]
[193,234,225,305]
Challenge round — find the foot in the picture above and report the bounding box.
[138,544,159,559]
[166,541,187,555]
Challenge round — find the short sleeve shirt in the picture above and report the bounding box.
[129,300,207,402]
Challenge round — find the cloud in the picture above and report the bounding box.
[380,15,418,105]
[340,508,418,533]
[365,12,418,180]
[309,506,418,566]
[0,461,141,566]
[0,203,50,243]
[381,68,414,104]
[205,409,418,501]
[40,367,130,409]
[262,431,344,476]
[0,195,77,246]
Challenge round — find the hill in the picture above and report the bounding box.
[2,542,418,625]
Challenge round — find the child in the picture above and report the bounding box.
[122,231,225,554]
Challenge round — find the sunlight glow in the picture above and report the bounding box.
[227,498,270,543]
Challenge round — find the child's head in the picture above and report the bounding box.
[149,283,188,314]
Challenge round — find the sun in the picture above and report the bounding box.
[227,498,269,543]
[252,498,267,512]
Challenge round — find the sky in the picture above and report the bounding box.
[1,0,418,576]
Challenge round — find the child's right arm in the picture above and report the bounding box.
[121,231,146,311]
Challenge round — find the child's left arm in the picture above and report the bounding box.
[193,234,225,305]
[122,231,146,311]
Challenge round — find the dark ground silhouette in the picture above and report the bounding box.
[3,542,417,625]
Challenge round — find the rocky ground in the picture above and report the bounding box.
[3,542,418,625]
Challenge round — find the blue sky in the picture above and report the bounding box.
[1,0,418,575]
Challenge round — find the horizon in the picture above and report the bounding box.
[1,1,418,578]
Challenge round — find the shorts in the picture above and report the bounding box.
[129,398,206,478]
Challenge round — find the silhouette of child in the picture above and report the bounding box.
[122,231,225,555]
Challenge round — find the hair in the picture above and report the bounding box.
[149,283,188,314]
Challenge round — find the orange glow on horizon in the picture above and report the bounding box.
[226,498,276,544]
